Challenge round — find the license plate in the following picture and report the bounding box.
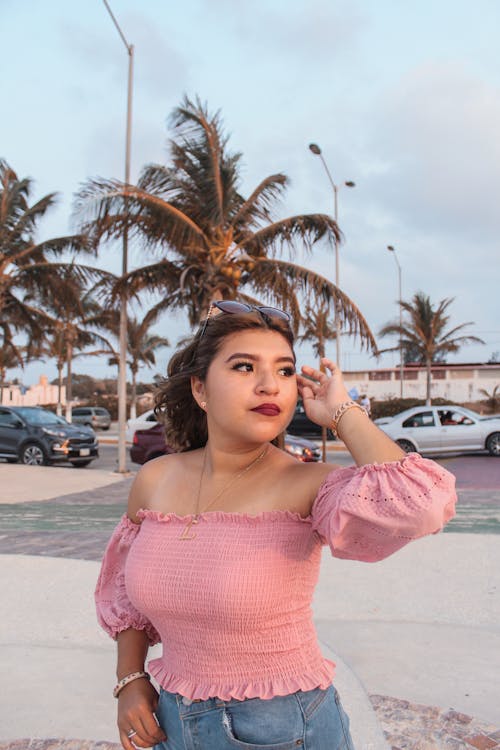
[79,448,90,456]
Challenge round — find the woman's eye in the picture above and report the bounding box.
[232,362,253,372]
[231,363,296,376]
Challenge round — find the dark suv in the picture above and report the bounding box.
[0,406,99,466]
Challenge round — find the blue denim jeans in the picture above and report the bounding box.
[153,684,355,749]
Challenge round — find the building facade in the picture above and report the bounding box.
[342,363,500,403]
[0,375,65,407]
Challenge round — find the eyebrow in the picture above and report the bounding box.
[225,352,296,365]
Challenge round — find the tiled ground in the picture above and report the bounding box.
[371,695,500,749]
[0,743,121,750]
[1,480,498,750]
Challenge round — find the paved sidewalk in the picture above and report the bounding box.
[1,462,499,749]
[0,464,127,504]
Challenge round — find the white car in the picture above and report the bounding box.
[126,409,158,443]
[377,405,500,456]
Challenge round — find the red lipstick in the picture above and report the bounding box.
[251,403,281,416]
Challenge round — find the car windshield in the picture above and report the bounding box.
[14,408,68,426]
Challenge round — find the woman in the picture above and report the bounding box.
[95,301,457,750]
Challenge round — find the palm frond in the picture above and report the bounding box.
[236,214,341,259]
[169,96,232,227]
[75,179,209,253]
[246,258,377,351]
[231,174,288,227]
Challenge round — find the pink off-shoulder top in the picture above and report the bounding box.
[95,453,456,701]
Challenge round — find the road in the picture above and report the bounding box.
[91,442,359,472]
[93,440,500,484]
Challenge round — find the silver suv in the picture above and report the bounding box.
[71,406,111,431]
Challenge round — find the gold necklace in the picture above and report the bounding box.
[179,445,269,540]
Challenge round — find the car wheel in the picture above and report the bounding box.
[70,460,93,467]
[486,432,500,456]
[396,439,417,454]
[20,443,48,466]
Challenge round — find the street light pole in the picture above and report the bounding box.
[103,0,134,473]
[387,245,403,398]
[308,143,355,369]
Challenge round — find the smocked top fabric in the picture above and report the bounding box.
[95,453,456,701]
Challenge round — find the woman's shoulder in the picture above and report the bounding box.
[288,458,343,495]
[271,448,343,511]
[126,450,200,522]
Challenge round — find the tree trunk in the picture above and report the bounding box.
[65,343,73,422]
[130,366,137,420]
[57,362,64,416]
[426,356,432,406]
[0,367,5,406]
[318,333,325,361]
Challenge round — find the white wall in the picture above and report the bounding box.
[343,364,500,404]
[1,375,66,407]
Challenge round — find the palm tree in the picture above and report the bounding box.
[297,300,341,360]
[75,97,376,350]
[0,335,24,405]
[478,385,500,414]
[29,273,115,419]
[379,292,485,405]
[0,160,101,340]
[296,300,342,459]
[108,302,170,419]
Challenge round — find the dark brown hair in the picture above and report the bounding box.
[154,311,295,451]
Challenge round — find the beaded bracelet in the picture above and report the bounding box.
[113,670,150,698]
[331,400,367,438]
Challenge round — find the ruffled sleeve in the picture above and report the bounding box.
[311,453,457,563]
[95,513,161,645]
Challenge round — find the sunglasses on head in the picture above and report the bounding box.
[199,300,291,338]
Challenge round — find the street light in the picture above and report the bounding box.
[387,245,404,397]
[103,0,134,473]
[308,143,355,368]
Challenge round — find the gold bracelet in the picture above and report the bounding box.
[113,670,150,698]
[331,400,366,438]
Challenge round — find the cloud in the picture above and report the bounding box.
[364,62,500,238]
[204,0,367,61]
[120,11,189,99]
[59,13,188,102]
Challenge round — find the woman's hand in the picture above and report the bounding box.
[297,359,350,427]
[118,678,167,749]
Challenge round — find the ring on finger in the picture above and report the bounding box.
[127,729,137,738]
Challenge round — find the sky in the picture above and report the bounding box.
[2,0,500,386]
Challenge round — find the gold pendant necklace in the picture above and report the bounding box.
[179,445,269,540]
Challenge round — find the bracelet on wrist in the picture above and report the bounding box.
[331,400,367,439]
[113,670,150,698]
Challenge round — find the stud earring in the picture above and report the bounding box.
[200,401,207,410]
